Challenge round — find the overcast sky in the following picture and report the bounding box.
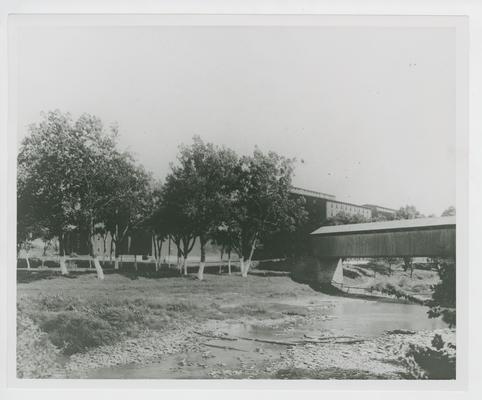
[15,25,456,216]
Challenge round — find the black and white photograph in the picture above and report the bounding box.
[7,13,469,385]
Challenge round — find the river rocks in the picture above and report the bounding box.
[65,327,203,377]
[266,328,455,379]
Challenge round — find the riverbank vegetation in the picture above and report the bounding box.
[16,273,317,377]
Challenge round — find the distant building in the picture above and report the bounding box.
[326,199,372,220]
[289,186,372,222]
[362,204,397,219]
[289,186,336,201]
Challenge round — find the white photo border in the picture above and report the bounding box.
[0,2,478,400]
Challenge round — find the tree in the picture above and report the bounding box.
[441,206,456,217]
[227,149,305,277]
[17,110,140,279]
[160,137,239,279]
[144,186,169,271]
[101,154,153,270]
[211,223,238,275]
[324,211,369,226]
[161,168,198,276]
[18,111,86,275]
[395,205,424,220]
[428,258,456,327]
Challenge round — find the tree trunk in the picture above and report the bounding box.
[90,217,104,280]
[134,254,138,271]
[114,256,120,270]
[102,235,107,265]
[25,254,31,269]
[92,255,104,280]
[109,237,114,266]
[155,237,163,272]
[59,255,69,275]
[183,257,188,275]
[241,236,258,278]
[153,236,158,271]
[198,236,206,281]
[219,247,224,274]
[240,256,247,278]
[198,260,206,280]
[228,251,232,275]
[59,235,69,275]
[177,247,181,271]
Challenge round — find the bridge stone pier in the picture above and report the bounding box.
[310,216,456,287]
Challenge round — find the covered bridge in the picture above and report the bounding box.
[309,217,455,286]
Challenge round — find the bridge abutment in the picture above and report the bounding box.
[314,257,344,286]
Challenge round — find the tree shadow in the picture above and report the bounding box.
[17,270,84,283]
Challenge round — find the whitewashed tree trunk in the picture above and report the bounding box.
[134,254,138,271]
[25,255,31,269]
[114,255,120,270]
[93,255,104,280]
[242,237,258,278]
[198,261,205,280]
[228,254,232,275]
[59,255,69,275]
[183,257,188,275]
[240,256,247,278]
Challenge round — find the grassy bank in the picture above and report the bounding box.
[17,272,320,377]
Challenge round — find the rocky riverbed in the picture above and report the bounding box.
[65,314,454,379]
[17,273,454,379]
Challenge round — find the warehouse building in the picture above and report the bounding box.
[289,186,372,222]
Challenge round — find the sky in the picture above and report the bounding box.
[15,25,456,216]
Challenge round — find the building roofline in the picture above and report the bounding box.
[289,186,336,200]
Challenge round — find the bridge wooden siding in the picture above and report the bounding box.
[310,217,456,258]
[307,217,456,287]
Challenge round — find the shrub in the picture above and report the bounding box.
[39,312,119,355]
[368,282,424,304]
[17,315,62,378]
[428,259,456,327]
[94,306,145,336]
[37,294,82,312]
[400,334,456,379]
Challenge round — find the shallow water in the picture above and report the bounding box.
[87,296,448,379]
[319,299,447,337]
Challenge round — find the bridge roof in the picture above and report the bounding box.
[311,216,455,236]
